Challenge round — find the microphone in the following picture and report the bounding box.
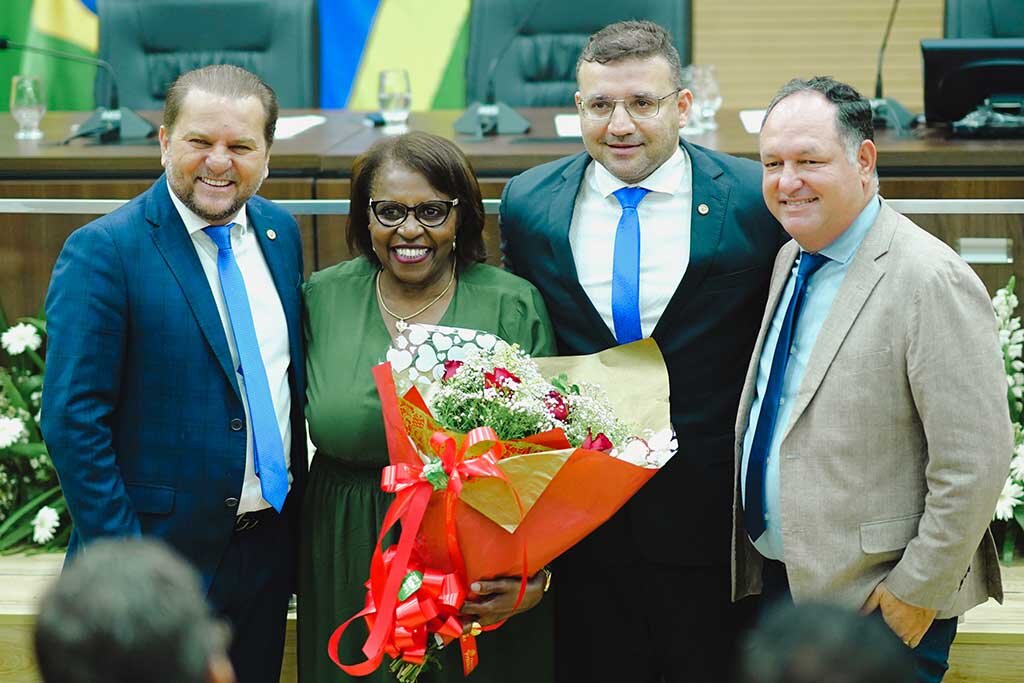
[868,1,916,132]
[0,37,156,144]
[453,0,545,137]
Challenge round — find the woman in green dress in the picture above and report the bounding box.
[298,132,557,683]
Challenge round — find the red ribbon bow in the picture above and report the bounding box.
[329,418,512,677]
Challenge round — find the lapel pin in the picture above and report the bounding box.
[697,203,710,216]
[266,229,277,241]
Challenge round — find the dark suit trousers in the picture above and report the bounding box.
[208,508,293,683]
[555,551,758,683]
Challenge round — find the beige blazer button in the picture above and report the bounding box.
[266,229,277,240]
[697,203,710,215]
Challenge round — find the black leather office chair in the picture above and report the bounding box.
[944,0,1024,37]
[465,0,692,108]
[94,0,318,110]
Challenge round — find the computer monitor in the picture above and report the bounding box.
[921,38,1024,123]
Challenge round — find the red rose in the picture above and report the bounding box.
[582,431,613,452]
[546,390,569,420]
[484,367,521,391]
[442,360,464,381]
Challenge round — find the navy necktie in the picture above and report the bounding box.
[744,251,830,541]
[611,186,650,344]
[204,224,288,512]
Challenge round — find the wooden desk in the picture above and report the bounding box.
[2,108,1023,317]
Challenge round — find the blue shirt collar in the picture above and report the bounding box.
[815,195,880,265]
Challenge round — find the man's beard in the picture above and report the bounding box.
[182,191,247,224]
[167,163,263,224]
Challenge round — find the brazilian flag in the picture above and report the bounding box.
[0,0,98,112]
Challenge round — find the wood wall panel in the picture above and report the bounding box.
[0,179,314,320]
[694,0,943,113]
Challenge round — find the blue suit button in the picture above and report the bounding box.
[224,497,239,508]
[230,418,244,431]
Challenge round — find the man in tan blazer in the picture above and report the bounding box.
[732,76,1011,683]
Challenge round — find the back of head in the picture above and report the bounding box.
[35,538,229,683]
[577,20,683,88]
[739,602,916,683]
[163,64,279,147]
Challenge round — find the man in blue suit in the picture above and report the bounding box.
[500,21,786,683]
[41,65,306,683]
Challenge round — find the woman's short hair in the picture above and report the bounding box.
[346,131,487,270]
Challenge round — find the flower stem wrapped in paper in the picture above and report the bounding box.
[329,325,676,681]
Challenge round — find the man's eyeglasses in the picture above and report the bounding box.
[578,89,681,121]
[369,198,459,228]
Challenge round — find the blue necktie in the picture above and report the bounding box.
[611,186,650,344]
[204,224,288,512]
[744,251,830,541]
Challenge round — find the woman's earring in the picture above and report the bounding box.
[452,238,457,253]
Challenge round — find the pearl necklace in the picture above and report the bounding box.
[375,261,457,333]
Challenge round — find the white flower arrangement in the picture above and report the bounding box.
[0,305,66,551]
[991,277,1024,561]
[428,340,632,448]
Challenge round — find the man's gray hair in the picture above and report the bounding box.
[35,538,230,683]
[763,76,874,162]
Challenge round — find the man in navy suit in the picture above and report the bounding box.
[500,21,786,682]
[41,65,306,683]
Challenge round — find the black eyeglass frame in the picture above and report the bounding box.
[368,198,460,228]
[578,89,682,121]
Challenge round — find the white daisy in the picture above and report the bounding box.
[0,416,27,449]
[0,323,41,355]
[31,505,60,544]
[994,479,1024,521]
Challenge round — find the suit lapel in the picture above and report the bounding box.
[550,153,617,346]
[146,177,241,398]
[779,204,896,442]
[652,141,729,335]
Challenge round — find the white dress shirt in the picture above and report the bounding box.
[168,189,292,514]
[568,147,692,338]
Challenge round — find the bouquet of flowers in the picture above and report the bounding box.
[0,301,67,553]
[991,277,1024,562]
[329,326,676,681]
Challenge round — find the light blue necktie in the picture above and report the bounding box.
[611,186,650,344]
[204,224,288,512]
[744,251,830,540]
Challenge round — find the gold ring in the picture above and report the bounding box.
[469,621,482,637]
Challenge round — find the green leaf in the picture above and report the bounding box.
[1014,504,1024,533]
[1,372,28,410]
[0,299,8,331]
[3,442,48,458]
[999,521,1017,564]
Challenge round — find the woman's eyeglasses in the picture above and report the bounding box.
[369,198,459,228]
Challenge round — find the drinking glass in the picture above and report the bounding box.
[378,69,412,126]
[10,75,45,140]
[680,66,705,135]
[694,65,723,131]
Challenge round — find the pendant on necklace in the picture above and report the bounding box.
[395,319,409,333]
